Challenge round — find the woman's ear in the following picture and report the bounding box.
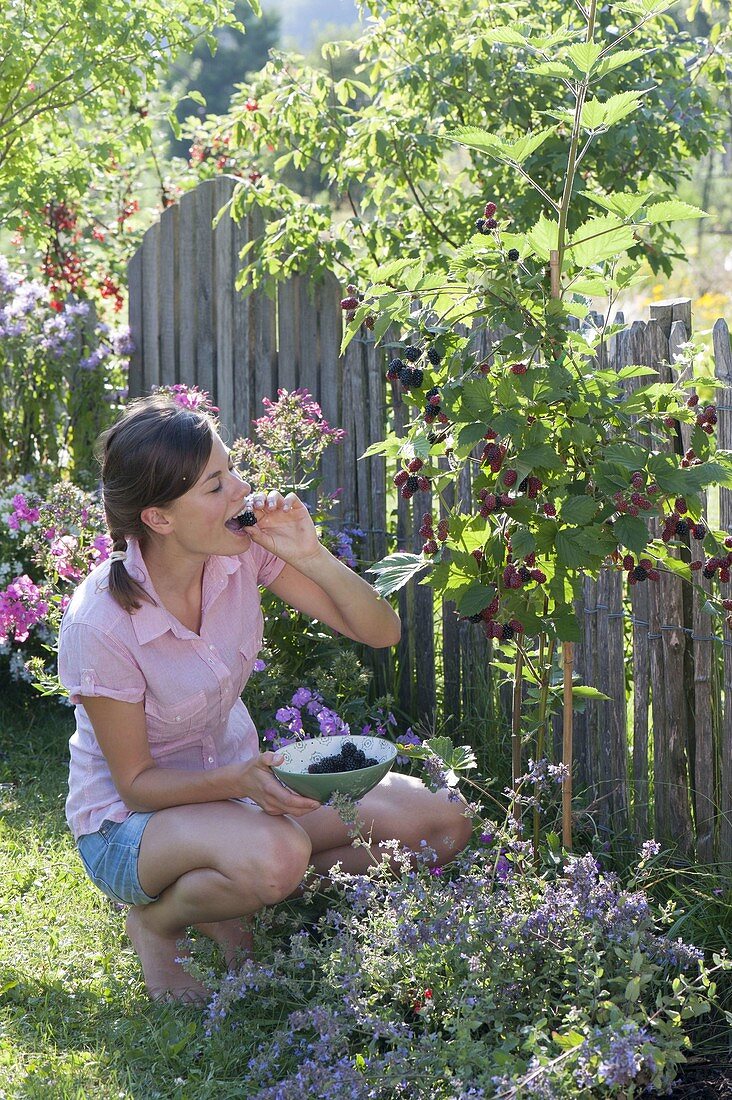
[139,506,174,536]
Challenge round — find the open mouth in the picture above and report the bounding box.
[225,508,257,535]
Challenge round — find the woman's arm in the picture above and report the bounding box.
[247,490,401,648]
[80,695,321,817]
[267,549,401,648]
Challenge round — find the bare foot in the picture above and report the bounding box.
[125,908,210,1004]
[194,918,254,970]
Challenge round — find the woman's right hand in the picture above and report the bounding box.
[236,751,322,817]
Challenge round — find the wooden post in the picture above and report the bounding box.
[550,249,574,850]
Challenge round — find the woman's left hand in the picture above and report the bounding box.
[245,490,321,565]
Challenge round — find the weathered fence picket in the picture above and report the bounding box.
[128,181,732,863]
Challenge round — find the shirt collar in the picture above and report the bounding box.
[126,540,242,645]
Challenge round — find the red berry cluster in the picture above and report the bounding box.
[340,283,363,323]
[661,499,707,543]
[519,475,543,499]
[99,275,124,312]
[477,488,514,517]
[394,458,430,499]
[693,538,732,581]
[419,512,449,555]
[612,471,659,517]
[623,555,660,585]
[680,447,703,469]
[475,200,498,235]
[481,437,507,473]
[695,403,717,434]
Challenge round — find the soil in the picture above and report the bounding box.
[666,1063,732,1098]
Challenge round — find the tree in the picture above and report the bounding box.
[0,0,255,244]
[167,1,280,159]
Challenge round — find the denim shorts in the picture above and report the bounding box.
[77,813,159,907]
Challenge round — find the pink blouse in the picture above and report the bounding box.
[58,537,285,840]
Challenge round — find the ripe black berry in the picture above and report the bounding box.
[675,520,689,538]
[427,347,443,366]
[507,249,520,262]
[692,523,707,540]
[403,345,422,363]
[237,510,257,527]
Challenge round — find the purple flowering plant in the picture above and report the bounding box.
[0,256,131,486]
[196,748,730,1099]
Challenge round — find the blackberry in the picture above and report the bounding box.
[468,613,483,623]
[237,510,257,527]
[501,623,515,641]
[427,347,443,366]
[485,217,498,230]
[675,520,689,538]
[507,248,520,262]
[388,357,403,377]
[475,217,487,233]
[405,475,419,493]
[633,565,648,581]
[403,345,422,363]
[409,367,424,388]
[692,523,707,540]
[398,364,413,385]
[703,564,716,579]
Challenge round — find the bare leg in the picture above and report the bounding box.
[298,773,473,879]
[194,918,254,969]
[128,801,311,1001]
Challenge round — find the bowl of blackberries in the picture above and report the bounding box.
[271,735,398,803]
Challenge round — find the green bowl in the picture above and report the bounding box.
[271,735,397,803]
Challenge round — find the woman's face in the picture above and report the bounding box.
[154,434,254,556]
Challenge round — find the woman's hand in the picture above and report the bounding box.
[245,490,322,566]
[236,751,322,817]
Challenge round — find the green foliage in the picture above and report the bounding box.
[198,0,729,288]
[0,0,252,240]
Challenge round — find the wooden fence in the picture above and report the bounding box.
[128,177,732,862]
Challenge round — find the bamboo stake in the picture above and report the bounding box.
[550,248,574,851]
[512,647,524,828]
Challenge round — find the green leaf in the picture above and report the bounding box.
[186,89,206,107]
[580,91,642,129]
[560,496,597,525]
[568,215,636,267]
[366,553,429,597]
[572,685,612,700]
[526,213,559,261]
[457,582,497,617]
[531,60,574,78]
[614,514,650,554]
[644,200,708,224]
[595,48,647,76]
[514,444,564,471]
[581,190,650,219]
[566,42,604,74]
[511,527,537,559]
[556,529,591,568]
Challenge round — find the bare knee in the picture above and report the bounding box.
[427,792,473,866]
[249,822,312,906]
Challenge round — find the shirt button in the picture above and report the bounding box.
[208,644,215,651]
[207,756,214,764]
[175,716,181,722]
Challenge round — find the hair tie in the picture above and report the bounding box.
[108,550,127,564]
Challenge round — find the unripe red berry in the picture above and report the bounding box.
[423,540,439,555]
[394,470,409,487]
[630,471,644,489]
[543,503,556,517]
[691,560,703,571]
[503,469,518,487]
[664,417,676,429]
[687,394,699,407]
[647,569,660,581]
[485,217,498,229]
[471,549,484,565]
[623,555,635,571]
[408,458,424,472]
[675,497,687,514]
[417,476,430,492]
[340,296,359,310]
[510,362,527,375]
[484,202,497,218]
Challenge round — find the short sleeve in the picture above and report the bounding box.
[249,541,287,588]
[58,621,146,706]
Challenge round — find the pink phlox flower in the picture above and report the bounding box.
[0,574,50,643]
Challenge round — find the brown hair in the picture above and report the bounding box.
[98,395,216,612]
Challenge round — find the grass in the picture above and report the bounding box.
[0,691,297,1100]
